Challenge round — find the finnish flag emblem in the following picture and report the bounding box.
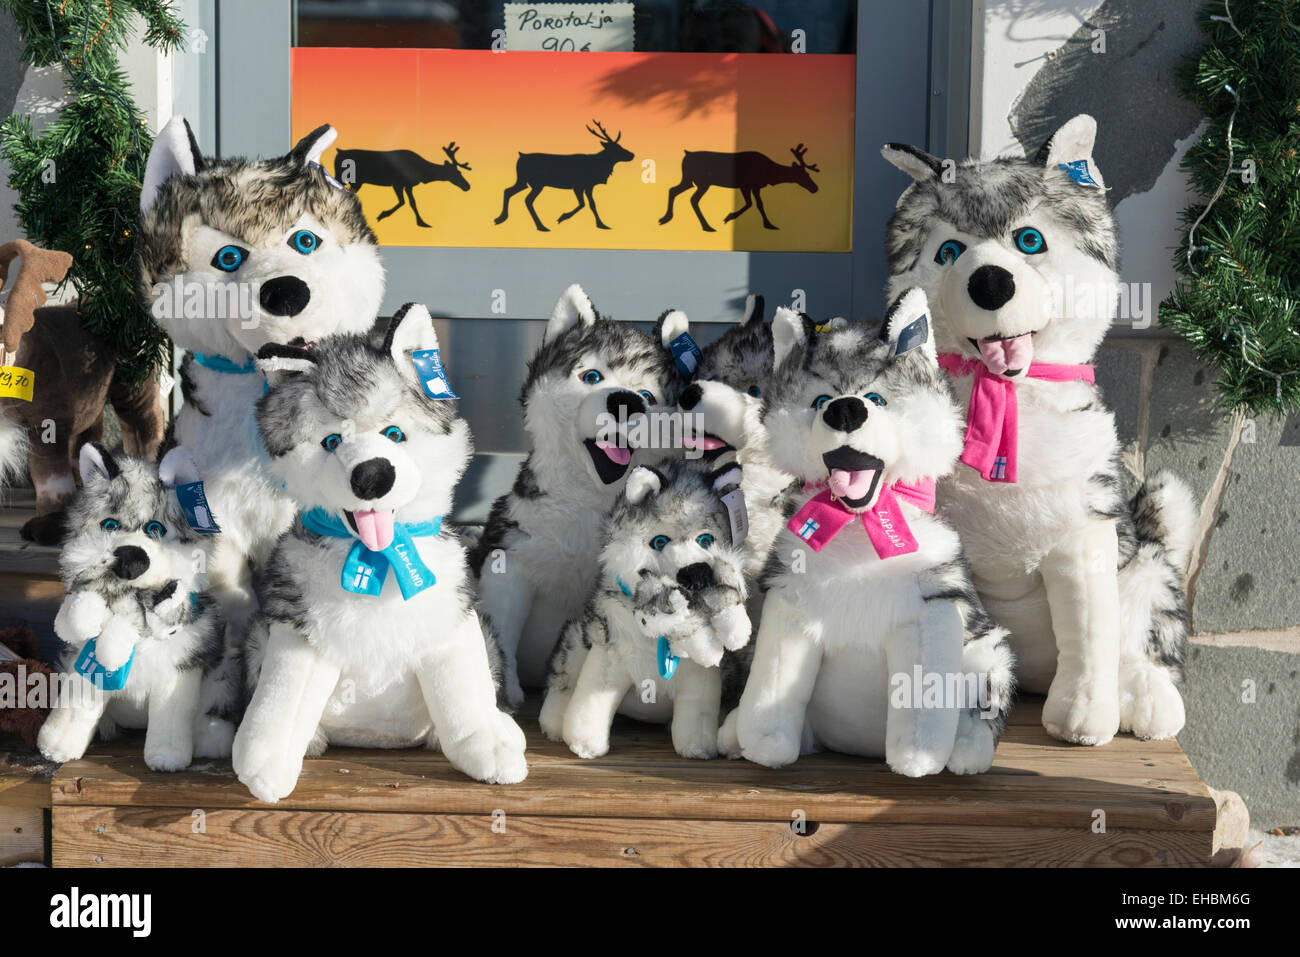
[352,563,374,591]
[991,456,1008,480]
[798,518,820,541]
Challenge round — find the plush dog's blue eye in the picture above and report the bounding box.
[144,521,166,539]
[321,433,342,452]
[747,385,761,398]
[1014,227,1047,255]
[638,390,656,405]
[696,534,714,549]
[100,518,120,532]
[288,229,321,255]
[935,240,966,265]
[580,369,603,385]
[382,426,405,443]
[811,394,831,410]
[865,392,887,407]
[650,535,670,551]
[211,244,247,272]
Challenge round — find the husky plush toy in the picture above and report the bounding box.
[37,444,230,771]
[882,115,1193,745]
[541,460,752,759]
[719,291,1015,776]
[137,117,385,647]
[233,304,526,802]
[472,284,685,706]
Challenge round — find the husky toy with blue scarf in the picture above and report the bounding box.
[471,284,686,707]
[541,460,752,759]
[37,444,228,771]
[882,115,1193,745]
[719,291,1015,776]
[137,117,385,661]
[233,304,526,802]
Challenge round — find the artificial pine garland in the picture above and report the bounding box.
[0,0,186,388]
[1160,0,1300,415]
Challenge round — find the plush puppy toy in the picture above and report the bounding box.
[882,115,1193,744]
[720,291,1015,776]
[37,444,228,771]
[233,305,526,803]
[541,460,752,759]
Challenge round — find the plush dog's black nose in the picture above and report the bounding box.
[260,276,312,317]
[676,562,715,593]
[350,458,396,500]
[822,396,868,433]
[678,383,703,410]
[968,265,1016,311]
[607,390,646,417]
[111,545,150,580]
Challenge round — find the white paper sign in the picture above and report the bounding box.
[505,2,635,52]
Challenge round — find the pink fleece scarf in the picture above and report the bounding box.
[788,477,936,558]
[938,354,1094,484]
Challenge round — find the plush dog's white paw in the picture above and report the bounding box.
[714,604,752,652]
[676,627,724,669]
[36,715,91,765]
[144,740,193,773]
[1042,674,1119,746]
[741,728,800,769]
[192,716,235,759]
[562,716,611,760]
[232,733,303,803]
[537,690,569,742]
[57,591,108,644]
[94,617,137,672]
[672,715,719,760]
[887,748,948,778]
[1119,663,1186,741]
[717,710,742,758]
[946,712,996,775]
[444,713,528,784]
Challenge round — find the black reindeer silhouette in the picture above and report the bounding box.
[333,143,472,228]
[660,144,820,232]
[495,120,634,231]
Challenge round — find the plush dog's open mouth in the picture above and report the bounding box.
[681,431,731,462]
[584,438,632,485]
[344,508,395,551]
[822,447,885,510]
[969,333,1034,377]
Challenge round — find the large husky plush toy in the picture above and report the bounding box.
[137,117,385,647]
[37,444,230,771]
[882,115,1193,745]
[541,460,752,759]
[472,284,685,706]
[233,305,526,803]
[720,292,1015,776]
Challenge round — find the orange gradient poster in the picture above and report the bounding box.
[291,49,854,251]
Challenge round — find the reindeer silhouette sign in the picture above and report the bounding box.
[495,120,634,231]
[660,143,820,232]
[334,143,472,228]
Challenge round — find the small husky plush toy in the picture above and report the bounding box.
[541,460,752,759]
[37,444,229,771]
[720,290,1015,776]
[233,304,526,803]
[472,284,686,706]
[882,115,1193,744]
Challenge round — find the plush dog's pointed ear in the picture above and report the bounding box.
[741,293,765,325]
[623,466,663,506]
[255,342,318,387]
[881,288,936,363]
[288,124,338,168]
[158,446,200,489]
[656,308,689,349]
[142,116,204,214]
[1034,114,1105,187]
[771,306,810,368]
[384,302,443,389]
[79,442,120,487]
[546,283,598,343]
[882,142,944,183]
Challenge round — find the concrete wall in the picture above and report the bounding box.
[979,0,1299,827]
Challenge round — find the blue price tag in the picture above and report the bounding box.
[175,480,220,534]
[73,639,135,691]
[1057,159,1103,188]
[412,349,458,400]
[669,332,703,379]
[657,635,678,681]
[892,314,929,357]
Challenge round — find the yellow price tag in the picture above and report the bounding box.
[0,366,35,401]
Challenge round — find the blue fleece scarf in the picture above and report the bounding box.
[300,508,441,600]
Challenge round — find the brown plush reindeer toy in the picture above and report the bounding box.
[0,238,166,544]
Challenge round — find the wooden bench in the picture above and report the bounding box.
[1,697,1216,867]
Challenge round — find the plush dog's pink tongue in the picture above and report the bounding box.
[683,434,727,451]
[828,468,878,502]
[595,439,631,466]
[978,334,1034,375]
[352,508,395,551]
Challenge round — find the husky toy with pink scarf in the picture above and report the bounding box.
[719,291,1015,776]
[882,115,1194,746]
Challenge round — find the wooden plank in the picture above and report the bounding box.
[0,806,44,866]
[0,750,56,809]
[52,805,1210,867]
